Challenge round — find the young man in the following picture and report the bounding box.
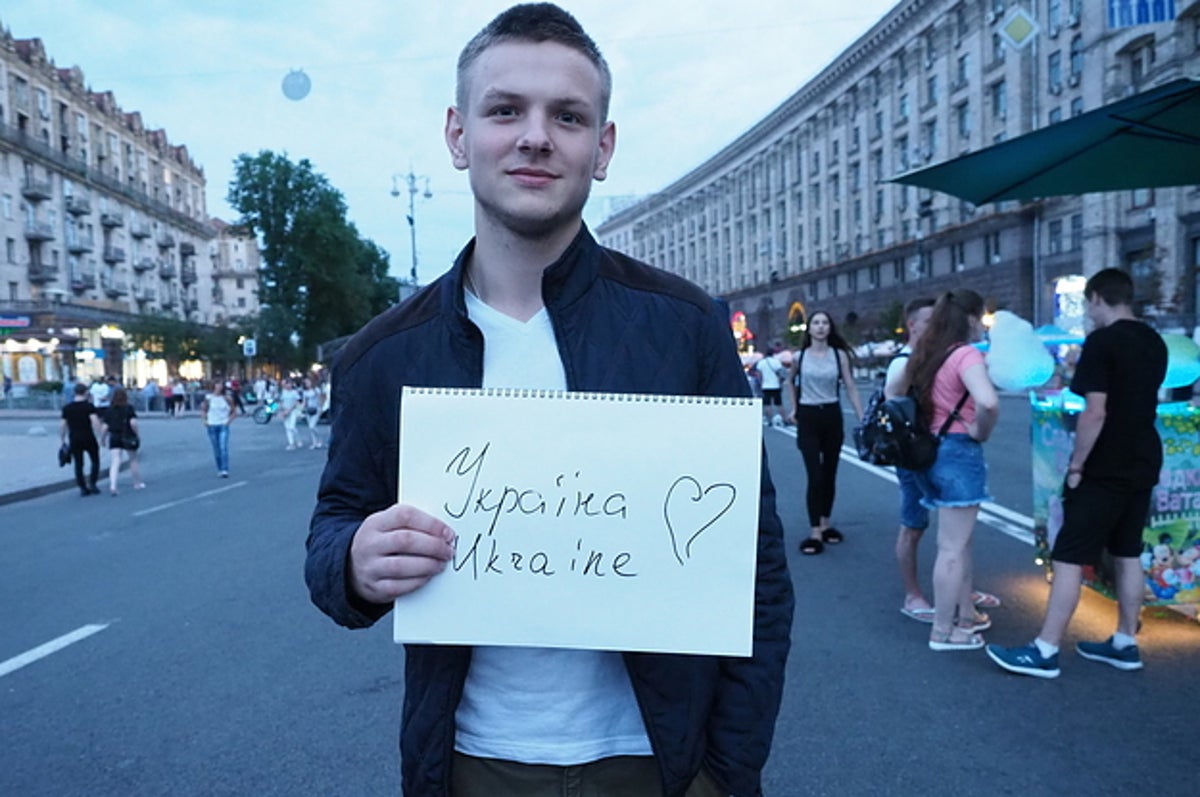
[305,5,793,796]
[755,344,787,427]
[987,268,1166,678]
[60,382,102,496]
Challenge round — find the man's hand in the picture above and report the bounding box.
[1066,470,1083,490]
[349,504,457,604]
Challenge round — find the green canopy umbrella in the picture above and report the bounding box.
[891,77,1200,204]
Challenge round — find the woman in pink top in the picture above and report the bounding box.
[894,290,1000,652]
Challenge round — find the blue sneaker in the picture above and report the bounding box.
[985,642,1060,679]
[1076,637,1143,671]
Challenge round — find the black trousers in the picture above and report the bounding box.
[71,440,100,490]
[795,402,844,527]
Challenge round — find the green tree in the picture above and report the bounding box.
[227,151,398,369]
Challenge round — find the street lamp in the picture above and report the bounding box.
[391,171,432,284]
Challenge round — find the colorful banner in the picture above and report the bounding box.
[1032,393,1200,607]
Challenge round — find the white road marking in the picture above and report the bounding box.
[767,425,1036,540]
[132,481,248,517]
[0,623,110,679]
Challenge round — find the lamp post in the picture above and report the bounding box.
[391,171,432,284]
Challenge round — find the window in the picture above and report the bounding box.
[922,120,938,158]
[875,189,885,219]
[898,93,910,121]
[5,237,14,263]
[957,102,971,139]
[873,109,884,138]
[1048,219,1064,254]
[812,151,821,173]
[993,33,1006,63]
[1048,107,1062,124]
[897,50,908,84]
[1131,187,1153,207]
[1071,97,1084,117]
[1049,0,1062,27]
[991,80,1007,120]
[236,277,245,289]
[897,135,910,171]
[1070,214,1083,250]
[957,53,970,86]
[985,232,1001,262]
[827,275,838,296]
[1070,35,1084,76]
[926,75,939,105]
[1,194,10,219]
[1048,51,1063,91]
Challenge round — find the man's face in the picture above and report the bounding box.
[907,306,933,345]
[446,40,615,241]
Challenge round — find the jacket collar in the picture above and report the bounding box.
[440,224,601,332]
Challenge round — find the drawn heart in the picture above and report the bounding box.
[663,476,737,565]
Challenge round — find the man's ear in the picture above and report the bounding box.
[592,121,616,181]
[445,106,469,171]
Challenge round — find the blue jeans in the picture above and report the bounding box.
[914,433,992,509]
[206,424,230,473]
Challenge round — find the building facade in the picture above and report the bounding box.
[0,26,257,388]
[596,0,1200,346]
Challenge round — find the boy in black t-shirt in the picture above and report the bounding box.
[987,269,1167,678]
[60,382,102,496]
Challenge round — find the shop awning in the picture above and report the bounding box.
[890,77,1200,204]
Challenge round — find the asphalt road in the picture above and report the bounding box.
[1,397,1195,796]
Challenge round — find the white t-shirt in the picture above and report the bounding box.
[453,289,653,765]
[885,346,913,391]
[204,394,233,426]
[755,355,784,390]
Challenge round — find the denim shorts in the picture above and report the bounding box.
[896,467,929,530]
[915,433,992,509]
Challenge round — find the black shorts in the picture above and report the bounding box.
[1051,478,1151,564]
[761,388,782,406]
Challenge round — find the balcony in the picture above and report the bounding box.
[24,220,55,241]
[27,263,59,283]
[64,195,92,215]
[100,211,124,228]
[186,298,199,312]
[134,284,157,303]
[160,295,178,309]
[157,232,176,249]
[159,261,177,279]
[180,264,197,285]
[129,220,152,238]
[102,246,126,264]
[66,233,95,254]
[102,276,129,298]
[179,240,196,256]
[70,271,96,292]
[21,177,52,201]
[133,256,157,272]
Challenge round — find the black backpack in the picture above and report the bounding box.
[861,389,970,470]
[853,353,907,465]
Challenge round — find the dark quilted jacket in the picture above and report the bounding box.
[305,228,794,797]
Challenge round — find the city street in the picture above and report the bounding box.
[1,396,1196,796]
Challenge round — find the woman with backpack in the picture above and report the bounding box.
[888,289,999,652]
[100,387,144,496]
[785,310,863,555]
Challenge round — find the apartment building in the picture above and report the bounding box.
[208,220,262,327]
[0,26,248,386]
[596,0,1200,345]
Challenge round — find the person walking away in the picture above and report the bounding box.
[784,310,864,554]
[100,387,143,495]
[279,378,301,450]
[162,380,175,416]
[90,376,112,409]
[60,382,101,496]
[755,345,788,427]
[172,378,186,415]
[301,376,324,449]
[304,6,794,794]
[986,268,1167,678]
[887,289,999,651]
[200,380,237,477]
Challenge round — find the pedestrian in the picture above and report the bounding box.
[200,380,237,477]
[301,376,324,449]
[162,379,175,417]
[172,378,186,415]
[60,381,101,496]
[784,310,864,554]
[887,289,999,651]
[3,373,11,400]
[279,378,301,450]
[986,269,1166,678]
[755,344,787,427]
[100,387,144,495]
[304,5,794,794]
[89,376,112,408]
[887,299,1006,623]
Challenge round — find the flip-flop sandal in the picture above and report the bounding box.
[799,537,824,555]
[973,591,1002,608]
[900,606,935,623]
[821,527,844,544]
[928,630,985,651]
